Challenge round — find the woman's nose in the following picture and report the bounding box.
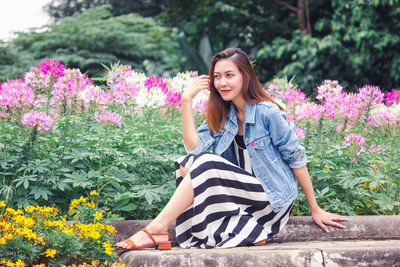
[220,77,227,86]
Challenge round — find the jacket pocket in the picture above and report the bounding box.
[251,134,277,162]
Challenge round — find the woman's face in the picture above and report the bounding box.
[213,59,244,104]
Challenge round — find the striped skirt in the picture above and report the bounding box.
[174,152,293,248]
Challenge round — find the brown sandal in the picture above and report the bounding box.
[253,239,267,246]
[116,228,171,250]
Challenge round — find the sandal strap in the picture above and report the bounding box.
[123,237,137,249]
[141,228,158,245]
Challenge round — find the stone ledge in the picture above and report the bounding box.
[110,215,400,245]
[111,216,400,267]
[118,240,400,267]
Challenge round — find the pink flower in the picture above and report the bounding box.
[24,66,52,92]
[384,89,400,106]
[267,79,306,108]
[109,79,138,104]
[79,86,111,105]
[21,111,55,131]
[344,133,365,148]
[107,64,133,86]
[368,144,384,153]
[294,127,305,139]
[39,59,65,78]
[94,110,123,127]
[0,79,35,109]
[322,104,336,119]
[50,69,91,106]
[355,85,385,107]
[193,100,208,117]
[336,123,344,133]
[165,90,182,108]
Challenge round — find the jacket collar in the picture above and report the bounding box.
[227,102,256,124]
[245,102,256,124]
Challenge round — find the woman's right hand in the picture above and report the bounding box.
[181,75,209,151]
[181,75,210,102]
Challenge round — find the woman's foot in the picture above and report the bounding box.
[116,228,169,250]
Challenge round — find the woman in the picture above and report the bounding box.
[116,48,347,250]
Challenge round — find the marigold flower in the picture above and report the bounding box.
[90,190,99,196]
[103,241,114,256]
[45,249,57,258]
[93,211,103,221]
[15,259,25,267]
[0,200,6,208]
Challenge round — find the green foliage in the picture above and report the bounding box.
[0,41,38,81]
[0,5,183,82]
[257,0,400,94]
[0,109,183,219]
[160,1,296,66]
[0,198,121,265]
[45,0,166,20]
[292,117,400,216]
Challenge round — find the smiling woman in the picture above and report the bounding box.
[0,0,51,41]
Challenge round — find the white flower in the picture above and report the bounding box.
[135,86,166,108]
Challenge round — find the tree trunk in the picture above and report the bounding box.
[297,0,308,35]
[272,0,312,36]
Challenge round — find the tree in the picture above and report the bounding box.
[44,0,166,20]
[160,1,298,69]
[0,5,184,82]
[271,0,312,36]
[257,0,400,93]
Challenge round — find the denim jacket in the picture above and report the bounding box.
[187,101,308,212]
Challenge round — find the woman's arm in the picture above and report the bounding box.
[181,75,210,152]
[292,166,348,232]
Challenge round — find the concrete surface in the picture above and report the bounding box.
[110,216,400,267]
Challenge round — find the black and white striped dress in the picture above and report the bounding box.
[174,135,293,248]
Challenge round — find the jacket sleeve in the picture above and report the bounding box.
[185,120,215,155]
[265,105,308,168]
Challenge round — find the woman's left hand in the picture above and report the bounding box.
[311,206,348,233]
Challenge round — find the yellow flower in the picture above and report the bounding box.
[84,202,95,208]
[93,211,103,221]
[324,165,330,172]
[103,241,114,256]
[25,205,35,213]
[0,200,6,208]
[33,264,46,267]
[90,190,99,196]
[6,260,15,267]
[45,249,57,258]
[15,259,25,267]
[111,263,126,267]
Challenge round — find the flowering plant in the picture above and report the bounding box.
[0,191,124,267]
[0,58,399,225]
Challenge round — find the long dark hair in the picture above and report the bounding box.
[206,47,284,133]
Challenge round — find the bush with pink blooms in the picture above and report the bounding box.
[268,79,400,215]
[0,59,399,218]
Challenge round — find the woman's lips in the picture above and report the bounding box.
[220,90,230,95]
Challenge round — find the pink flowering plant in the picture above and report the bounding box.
[272,78,400,215]
[0,59,399,230]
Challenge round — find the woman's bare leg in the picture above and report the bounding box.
[116,166,192,248]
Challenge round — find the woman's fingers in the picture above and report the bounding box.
[183,76,210,100]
